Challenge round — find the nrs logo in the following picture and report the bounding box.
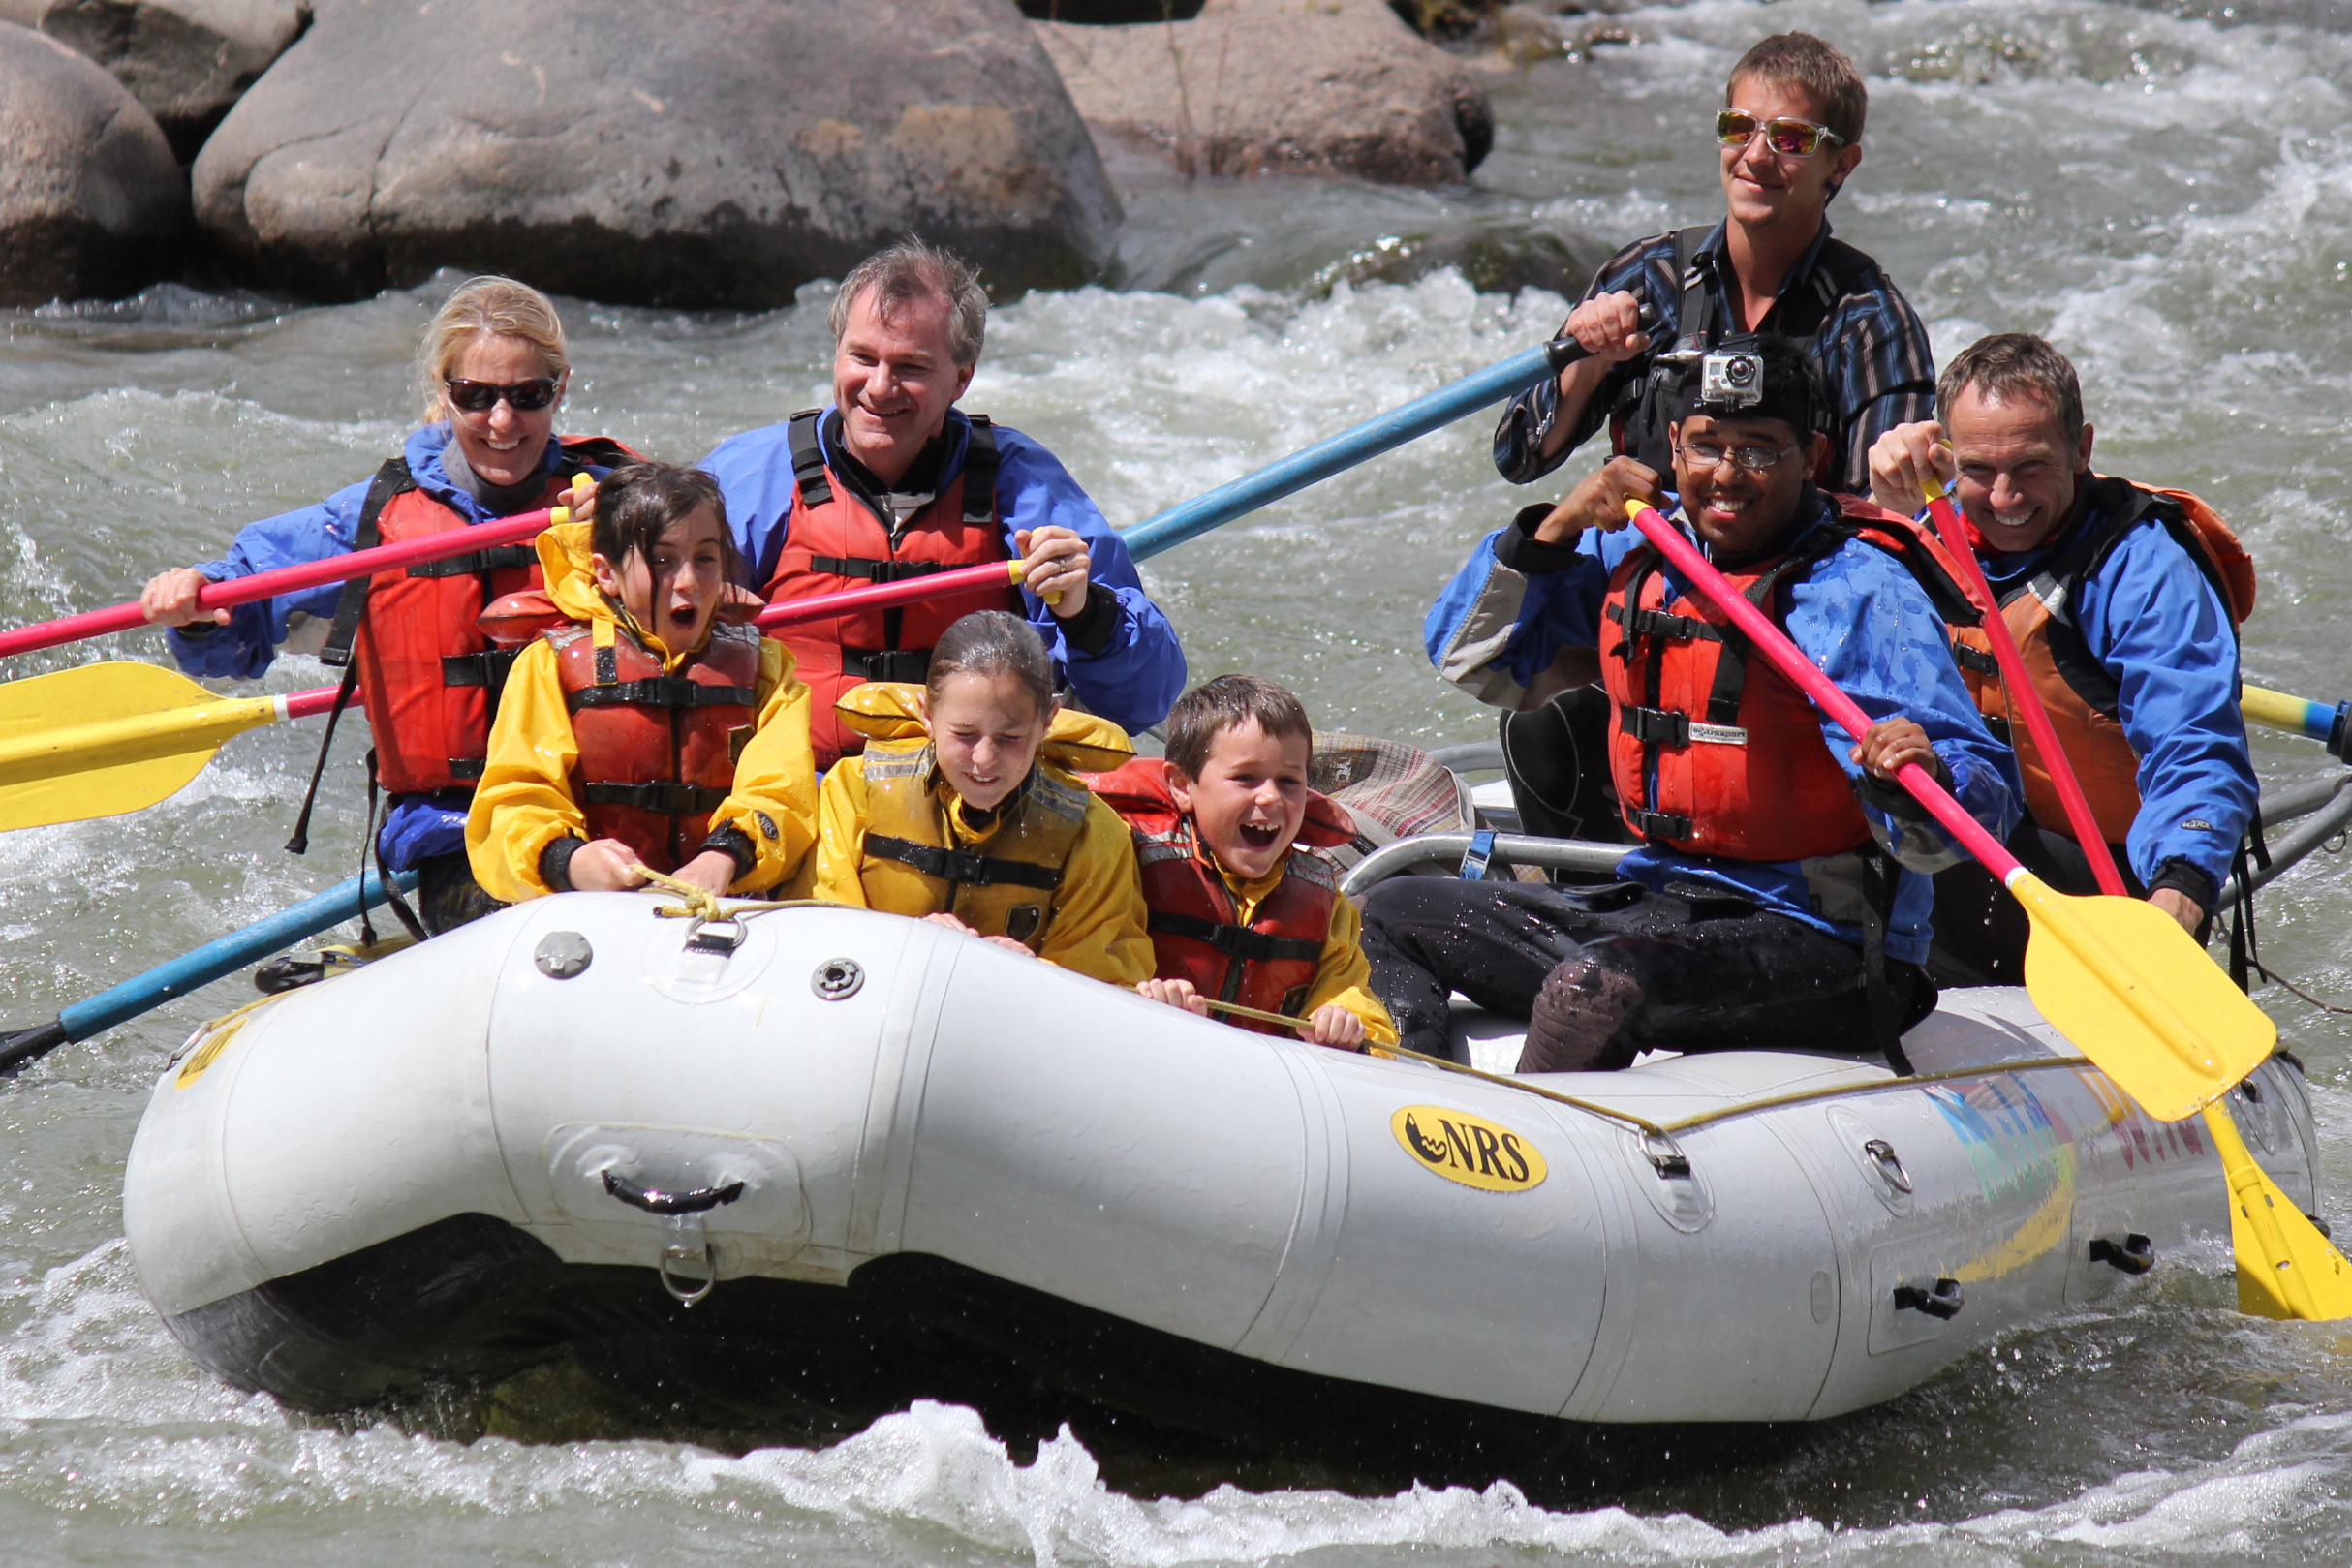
[1390,1106,1547,1193]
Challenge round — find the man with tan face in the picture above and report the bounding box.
[1868,334,2255,983]
[703,239,1185,771]
[1493,31,1932,501]
[1378,338,2015,1073]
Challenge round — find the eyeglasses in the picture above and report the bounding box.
[445,377,560,413]
[1715,108,1845,157]
[1677,440,1801,475]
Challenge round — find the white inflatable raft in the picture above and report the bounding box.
[124,891,2319,1448]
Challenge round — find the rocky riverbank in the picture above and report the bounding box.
[0,0,1529,308]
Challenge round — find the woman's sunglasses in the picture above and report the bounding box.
[446,376,560,413]
[1715,108,1845,158]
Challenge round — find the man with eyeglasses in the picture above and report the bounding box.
[1492,31,1931,499]
[1371,336,2015,1074]
[1867,334,2256,983]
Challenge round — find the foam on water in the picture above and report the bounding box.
[7,0,2352,1560]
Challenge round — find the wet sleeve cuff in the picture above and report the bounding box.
[699,823,758,883]
[539,835,585,893]
[1058,586,1119,657]
[2149,858,2217,913]
[1852,754,1953,822]
[1494,506,1587,574]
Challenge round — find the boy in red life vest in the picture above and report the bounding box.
[465,462,818,904]
[1091,676,1397,1052]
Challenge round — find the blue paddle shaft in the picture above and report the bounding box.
[59,869,414,1042]
[1121,341,1563,562]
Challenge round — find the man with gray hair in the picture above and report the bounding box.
[702,238,1186,769]
[1867,332,2256,983]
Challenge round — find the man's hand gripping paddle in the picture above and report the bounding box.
[1621,499,2274,1123]
[1919,480,2350,1320]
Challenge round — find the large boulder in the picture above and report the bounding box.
[1034,0,1493,186]
[0,19,187,305]
[193,0,1122,308]
[0,1,310,159]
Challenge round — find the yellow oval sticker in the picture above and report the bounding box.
[1391,1105,1547,1193]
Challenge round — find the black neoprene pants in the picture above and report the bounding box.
[1359,876,1931,1069]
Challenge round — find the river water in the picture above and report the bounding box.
[6,0,2352,1561]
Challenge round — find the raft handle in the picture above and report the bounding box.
[602,1170,746,1215]
[1893,1277,1965,1320]
[1863,1139,1914,1194]
[2089,1234,2156,1276]
[1640,1130,1691,1179]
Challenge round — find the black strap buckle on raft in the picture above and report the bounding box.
[1892,1277,1965,1320]
[602,1170,745,1215]
[1147,910,1322,963]
[863,834,1062,891]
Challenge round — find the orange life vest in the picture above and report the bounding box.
[1954,477,2253,846]
[544,619,764,874]
[759,412,1020,770]
[324,436,634,795]
[1600,495,1982,862]
[1087,757,1355,1030]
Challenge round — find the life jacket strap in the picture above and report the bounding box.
[582,782,730,815]
[807,555,960,583]
[407,543,538,578]
[1605,600,1722,642]
[440,648,520,689]
[1147,909,1322,963]
[787,410,832,507]
[863,833,1062,891]
[565,678,758,711]
[842,647,934,684]
[1625,807,1693,842]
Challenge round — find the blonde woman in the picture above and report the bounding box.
[141,275,636,932]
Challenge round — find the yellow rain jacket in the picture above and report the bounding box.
[811,683,1154,987]
[466,521,818,902]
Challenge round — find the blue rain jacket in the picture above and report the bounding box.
[1977,493,2253,898]
[702,409,1186,737]
[165,425,607,870]
[1425,493,2019,965]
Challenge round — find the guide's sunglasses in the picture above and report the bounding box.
[445,376,560,413]
[1715,108,1846,157]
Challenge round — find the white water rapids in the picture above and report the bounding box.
[7,0,2352,1561]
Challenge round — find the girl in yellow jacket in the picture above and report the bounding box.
[811,609,1153,987]
[466,462,817,902]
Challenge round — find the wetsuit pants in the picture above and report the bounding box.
[415,849,503,936]
[1359,877,1932,1072]
[1926,824,2135,987]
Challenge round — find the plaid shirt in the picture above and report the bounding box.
[1493,222,1934,494]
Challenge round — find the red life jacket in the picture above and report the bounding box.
[759,412,1021,770]
[1599,495,1983,862]
[1952,477,2253,846]
[1087,757,1355,1030]
[544,619,765,874]
[323,435,634,795]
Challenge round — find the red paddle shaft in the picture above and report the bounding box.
[0,505,567,662]
[1624,503,2025,883]
[1921,486,2130,897]
[752,558,1027,630]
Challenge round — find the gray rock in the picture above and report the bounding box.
[193,0,1121,308]
[0,19,188,305]
[1035,0,1493,185]
[0,1,309,158]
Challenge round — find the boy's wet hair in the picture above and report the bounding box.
[1164,674,1314,779]
[927,610,1056,717]
[592,462,738,580]
[1729,32,1866,146]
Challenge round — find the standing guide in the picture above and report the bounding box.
[1866,334,2258,983]
[139,277,633,934]
[1486,32,1936,845]
[701,239,1187,772]
[1375,337,2018,1072]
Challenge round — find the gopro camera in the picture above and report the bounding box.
[1699,350,1763,411]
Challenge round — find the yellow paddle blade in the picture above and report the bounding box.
[2011,870,2275,1122]
[2201,1101,2352,1321]
[0,661,281,832]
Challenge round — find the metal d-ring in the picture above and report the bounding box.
[658,1239,720,1307]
